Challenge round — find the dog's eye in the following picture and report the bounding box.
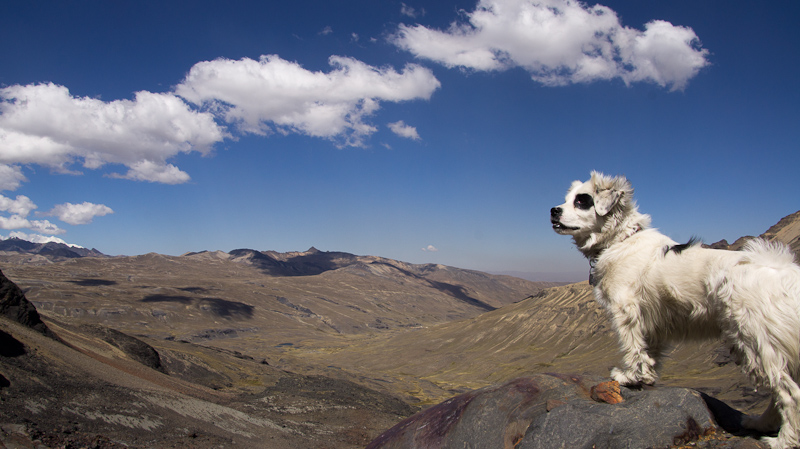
[574,194,594,210]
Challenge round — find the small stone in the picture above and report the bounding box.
[590,380,624,404]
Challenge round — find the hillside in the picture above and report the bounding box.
[303,282,764,411]
[0,299,412,448]
[2,248,555,347]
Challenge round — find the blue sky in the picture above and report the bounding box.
[0,1,798,281]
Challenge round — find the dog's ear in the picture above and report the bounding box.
[590,171,630,216]
[594,188,622,216]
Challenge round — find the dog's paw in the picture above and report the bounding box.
[610,367,655,387]
[757,436,792,449]
[610,367,640,386]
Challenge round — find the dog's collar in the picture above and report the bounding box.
[588,224,643,286]
[589,258,598,286]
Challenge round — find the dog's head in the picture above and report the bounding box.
[550,171,636,241]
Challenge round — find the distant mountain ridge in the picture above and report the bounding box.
[707,210,800,254]
[0,237,106,259]
[223,246,361,277]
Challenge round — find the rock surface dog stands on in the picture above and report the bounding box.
[367,373,769,449]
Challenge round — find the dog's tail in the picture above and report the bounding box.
[741,238,797,268]
[734,238,800,381]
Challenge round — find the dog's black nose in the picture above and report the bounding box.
[551,207,562,219]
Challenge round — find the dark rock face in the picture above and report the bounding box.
[367,373,769,449]
[79,324,166,372]
[0,268,56,339]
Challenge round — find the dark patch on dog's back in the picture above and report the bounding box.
[666,236,702,255]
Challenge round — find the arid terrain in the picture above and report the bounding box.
[1,210,799,448]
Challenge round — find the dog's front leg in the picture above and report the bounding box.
[607,302,659,386]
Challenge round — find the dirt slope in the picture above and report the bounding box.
[1,314,413,448]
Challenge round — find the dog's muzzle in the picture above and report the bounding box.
[550,207,578,231]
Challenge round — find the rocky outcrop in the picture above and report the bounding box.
[0,268,57,339]
[79,324,166,373]
[367,373,769,449]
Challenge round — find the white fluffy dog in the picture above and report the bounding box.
[551,171,800,448]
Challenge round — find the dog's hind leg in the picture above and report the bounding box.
[738,340,800,447]
[757,377,800,449]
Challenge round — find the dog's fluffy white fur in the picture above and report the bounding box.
[551,171,800,448]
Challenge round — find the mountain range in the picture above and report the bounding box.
[1,209,799,448]
[0,237,106,260]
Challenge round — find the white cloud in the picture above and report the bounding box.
[0,193,109,235]
[391,0,709,90]
[46,201,114,225]
[0,215,64,235]
[175,54,441,147]
[0,194,36,217]
[0,215,32,230]
[388,120,421,140]
[319,26,333,36]
[422,244,439,252]
[0,83,226,183]
[28,218,64,234]
[401,3,424,18]
[0,164,27,191]
[0,193,66,234]
[107,160,191,184]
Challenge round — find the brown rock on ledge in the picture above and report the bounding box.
[590,380,624,404]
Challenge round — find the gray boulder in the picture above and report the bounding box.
[367,373,769,449]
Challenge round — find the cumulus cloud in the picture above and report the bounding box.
[0,164,27,191]
[107,160,191,184]
[0,194,36,217]
[27,218,64,234]
[422,244,439,252]
[175,54,441,147]
[388,120,421,140]
[0,83,226,184]
[392,0,709,90]
[0,215,64,234]
[0,193,110,235]
[46,201,114,225]
[0,193,64,234]
[0,194,59,233]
